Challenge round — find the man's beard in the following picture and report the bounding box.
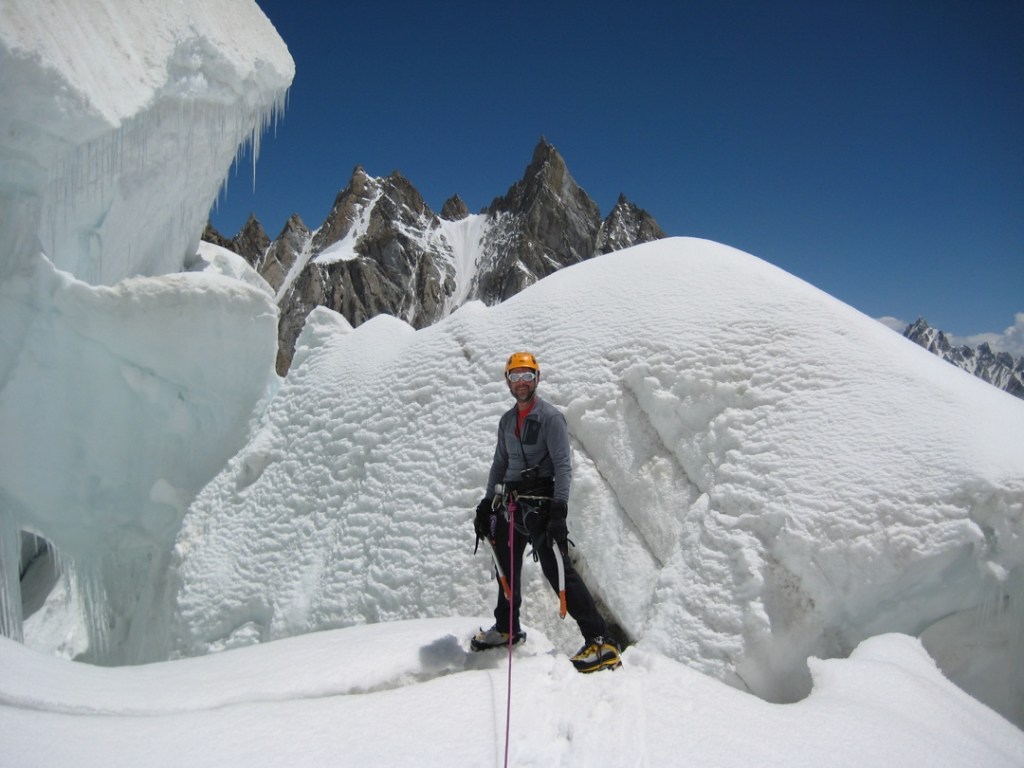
[512,386,535,403]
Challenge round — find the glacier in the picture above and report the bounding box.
[1,1,1023,762]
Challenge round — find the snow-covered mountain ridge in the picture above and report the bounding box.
[204,138,666,373]
[905,318,1024,399]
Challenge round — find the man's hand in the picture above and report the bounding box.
[548,500,569,545]
[474,498,493,540]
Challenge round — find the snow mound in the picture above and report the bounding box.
[187,241,275,297]
[169,237,1024,723]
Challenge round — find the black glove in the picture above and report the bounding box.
[474,497,493,541]
[524,507,549,542]
[547,500,569,546]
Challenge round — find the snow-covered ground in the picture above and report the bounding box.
[3,620,1023,767]
[2,2,1023,766]
[439,212,492,310]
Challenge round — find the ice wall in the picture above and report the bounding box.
[0,0,293,659]
[0,0,292,284]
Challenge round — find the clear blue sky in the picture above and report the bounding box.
[210,0,1022,340]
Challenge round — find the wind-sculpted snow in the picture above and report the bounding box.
[170,238,1024,724]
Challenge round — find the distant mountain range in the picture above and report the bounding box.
[205,138,665,373]
[904,318,1024,399]
[204,141,1021,403]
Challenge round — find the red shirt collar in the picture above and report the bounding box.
[515,399,536,436]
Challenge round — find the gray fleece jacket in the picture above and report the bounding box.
[485,396,572,503]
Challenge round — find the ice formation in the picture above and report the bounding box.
[0,0,292,283]
[0,0,293,660]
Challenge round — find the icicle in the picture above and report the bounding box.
[52,544,73,611]
[999,567,1024,724]
[80,566,108,660]
[0,513,24,642]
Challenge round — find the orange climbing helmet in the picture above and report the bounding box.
[505,351,540,375]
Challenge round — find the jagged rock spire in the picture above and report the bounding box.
[441,194,469,220]
[598,194,667,255]
[201,214,269,268]
[487,137,599,225]
[312,166,381,253]
[475,138,603,303]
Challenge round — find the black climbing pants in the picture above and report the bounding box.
[490,500,608,642]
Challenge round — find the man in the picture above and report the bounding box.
[472,351,621,673]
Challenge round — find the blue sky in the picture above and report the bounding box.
[211,1,1022,345]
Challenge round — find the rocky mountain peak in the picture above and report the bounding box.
[905,317,948,353]
[367,171,436,236]
[476,138,603,299]
[524,135,569,191]
[210,139,667,374]
[488,137,597,223]
[441,194,469,221]
[312,166,383,253]
[235,214,270,263]
[348,164,374,197]
[598,194,667,255]
[257,214,310,293]
[201,214,269,268]
[277,212,309,240]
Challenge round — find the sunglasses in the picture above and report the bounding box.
[507,371,537,382]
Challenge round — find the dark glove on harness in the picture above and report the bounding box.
[547,499,569,546]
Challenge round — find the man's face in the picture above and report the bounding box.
[506,366,538,403]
